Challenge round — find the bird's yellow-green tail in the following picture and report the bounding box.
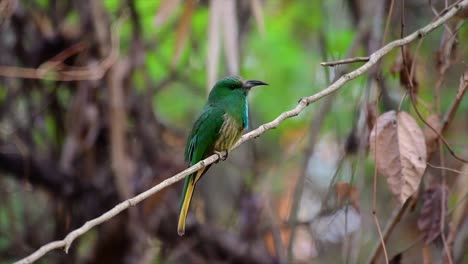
[177,173,197,236]
[178,166,206,235]
[177,182,194,236]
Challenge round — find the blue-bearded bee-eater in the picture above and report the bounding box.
[178,76,267,236]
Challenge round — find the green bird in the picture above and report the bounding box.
[178,76,267,236]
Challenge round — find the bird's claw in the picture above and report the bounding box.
[298,97,309,106]
[214,150,228,163]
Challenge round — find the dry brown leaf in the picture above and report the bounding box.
[391,48,418,93]
[172,0,196,67]
[417,184,449,244]
[153,0,182,27]
[370,111,427,204]
[423,114,442,157]
[335,182,360,211]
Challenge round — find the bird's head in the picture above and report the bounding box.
[208,76,268,102]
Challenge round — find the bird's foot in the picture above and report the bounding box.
[298,97,310,106]
[214,150,228,163]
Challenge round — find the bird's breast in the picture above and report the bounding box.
[214,114,243,151]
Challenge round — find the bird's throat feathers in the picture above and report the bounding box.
[208,86,249,129]
[244,98,249,129]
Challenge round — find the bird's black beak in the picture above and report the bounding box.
[244,80,268,89]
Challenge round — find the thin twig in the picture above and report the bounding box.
[442,70,468,130]
[438,139,453,264]
[409,76,468,164]
[382,0,396,46]
[371,84,389,264]
[320,57,370,67]
[368,0,395,262]
[372,212,389,263]
[368,201,410,264]
[37,42,88,72]
[371,71,389,264]
[427,162,468,176]
[13,2,468,263]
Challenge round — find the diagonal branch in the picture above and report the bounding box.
[13,1,468,263]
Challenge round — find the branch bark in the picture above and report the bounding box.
[13,1,468,263]
[320,56,370,66]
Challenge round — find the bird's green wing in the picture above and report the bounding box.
[178,106,224,235]
[184,105,225,166]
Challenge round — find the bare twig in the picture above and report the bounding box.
[320,56,370,67]
[371,73,389,264]
[37,42,88,72]
[409,75,468,164]
[427,162,468,176]
[368,0,392,262]
[442,70,468,130]
[14,2,468,263]
[439,141,453,264]
[372,212,389,263]
[382,0,396,46]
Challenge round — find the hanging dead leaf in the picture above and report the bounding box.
[172,0,196,67]
[370,111,427,204]
[417,184,449,244]
[153,0,182,27]
[423,114,442,157]
[391,48,418,93]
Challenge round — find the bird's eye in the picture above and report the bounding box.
[230,85,236,89]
